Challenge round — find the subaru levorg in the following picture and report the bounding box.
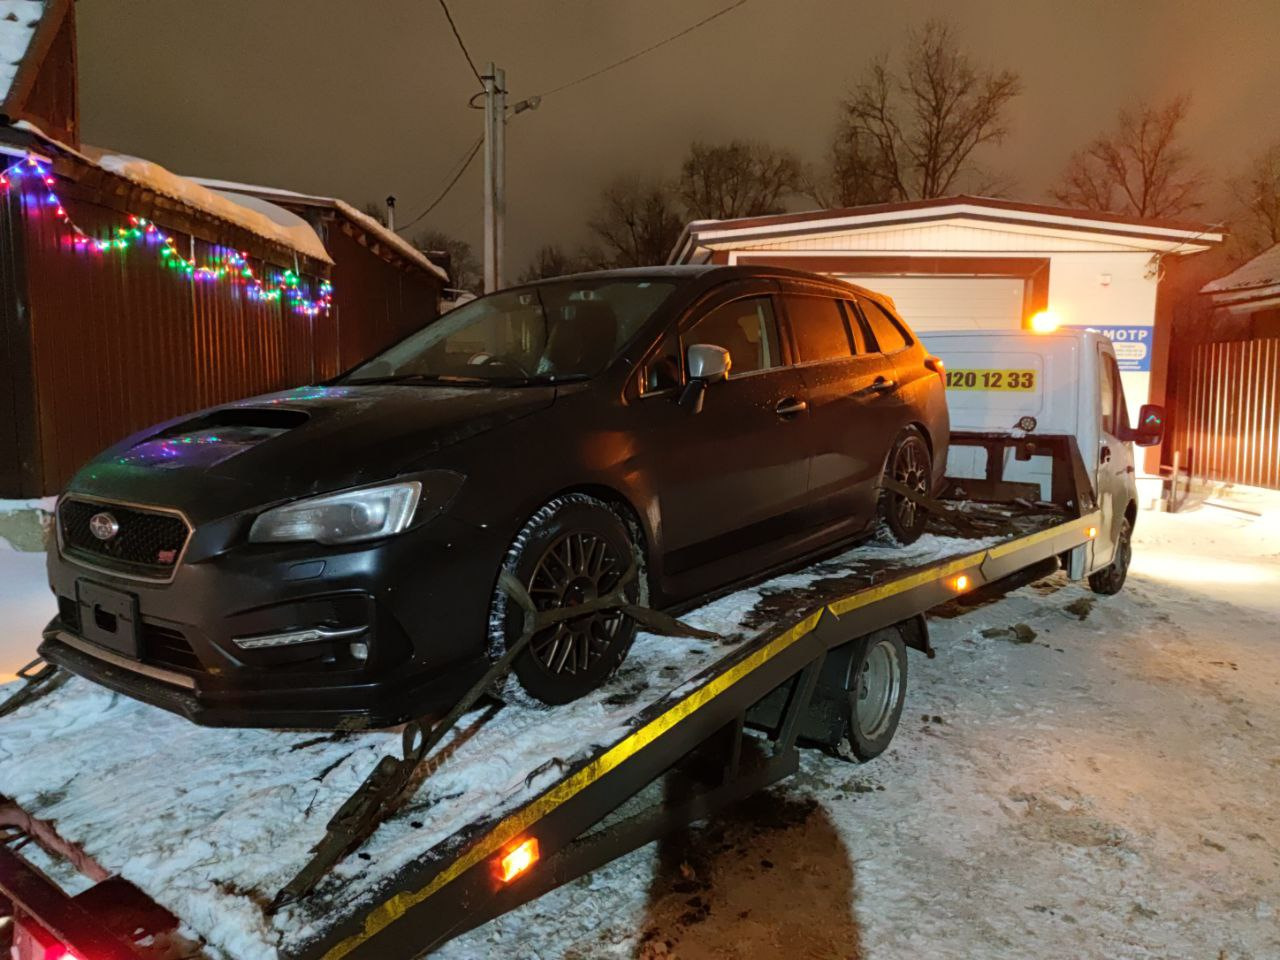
[41,265,949,728]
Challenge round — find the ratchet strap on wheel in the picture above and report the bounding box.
[880,477,1024,537]
[271,565,717,910]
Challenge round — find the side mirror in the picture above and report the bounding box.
[1127,403,1165,447]
[680,344,732,414]
[686,343,731,382]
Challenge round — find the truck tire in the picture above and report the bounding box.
[876,427,931,545]
[488,494,643,707]
[845,626,909,760]
[1088,517,1132,596]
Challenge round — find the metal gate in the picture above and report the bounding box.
[1172,338,1280,491]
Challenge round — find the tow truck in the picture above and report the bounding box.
[0,329,1160,960]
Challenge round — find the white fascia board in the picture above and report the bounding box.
[689,204,1223,248]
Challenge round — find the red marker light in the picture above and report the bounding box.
[496,838,540,884]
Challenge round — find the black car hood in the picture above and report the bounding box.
[66,384,556,523]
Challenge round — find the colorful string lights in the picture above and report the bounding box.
[0,154,333,316]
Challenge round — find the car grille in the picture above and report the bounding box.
[59,498,190,580]
[143,623,203,672]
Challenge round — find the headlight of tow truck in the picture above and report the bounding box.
[249,481,423,545]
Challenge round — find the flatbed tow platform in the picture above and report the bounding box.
[0,446,1102,960]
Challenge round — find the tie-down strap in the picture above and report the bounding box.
[271,563,716,909]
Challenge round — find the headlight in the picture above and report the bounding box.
[249,481,423,545]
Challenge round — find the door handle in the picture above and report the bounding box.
[775,397,808,418]
[857,377,898,397]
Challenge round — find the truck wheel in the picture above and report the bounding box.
[1088,517,1132,596]
[876,427,931,545]
[845,626,908,760]
[488,494,643,707]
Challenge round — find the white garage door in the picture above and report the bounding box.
[836,275,1026,332]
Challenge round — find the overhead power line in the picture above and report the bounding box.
[438,0,483,86]
[395,134,485,235]
[534,0,748,99]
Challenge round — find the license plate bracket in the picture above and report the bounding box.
[76,580,141,659]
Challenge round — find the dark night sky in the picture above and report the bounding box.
[77,0,1280,272]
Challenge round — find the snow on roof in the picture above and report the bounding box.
[1201,243,1280,297]
[191,175,449,282]
[6,121,334,264]
[90,152,332,264]
[0,0,42,105]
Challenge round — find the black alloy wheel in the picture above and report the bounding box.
[489,494,642,706]
[527,529,628,677]
[877,427,932,545]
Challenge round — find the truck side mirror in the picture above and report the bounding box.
[680,344,732,413]
[1128,403,1165,447]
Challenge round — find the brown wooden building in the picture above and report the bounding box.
[190,178,448,372]
[0,1,442,497]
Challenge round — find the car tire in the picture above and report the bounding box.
[876,427,932,545]
[487,494,644,708]
[844,626,909,761]
[1088,516,1132,595]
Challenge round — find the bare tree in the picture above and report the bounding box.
[1226,143,1280,258]
[1051,95,1206,218]
[677,140,802,220]
[820,19,1021,204]
[412,228,481,293]
[586,176,685,268]
[519,244,585,282]
[361,201,389,227]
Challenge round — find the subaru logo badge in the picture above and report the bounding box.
[89,511,120,541]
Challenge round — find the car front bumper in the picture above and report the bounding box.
[40,514,504,730]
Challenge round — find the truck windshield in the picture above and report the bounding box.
[343,278,677,384]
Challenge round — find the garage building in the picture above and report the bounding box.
[669,196,1222,411]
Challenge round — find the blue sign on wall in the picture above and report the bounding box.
[1069,324,1153,372]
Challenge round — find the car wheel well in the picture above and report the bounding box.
[909,421,933,457]
[550,483,651,568]
[1125,500,1138,530]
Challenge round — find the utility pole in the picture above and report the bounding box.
[494,66,507,292]
[482,63,503,293]
[385,195,396,232]
[481,64,536,293]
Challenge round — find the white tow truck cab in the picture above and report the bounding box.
[924,327,1164,593]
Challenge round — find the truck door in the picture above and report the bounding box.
[1094,344,1134,566]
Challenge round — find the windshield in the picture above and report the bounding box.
[343,278,677,384]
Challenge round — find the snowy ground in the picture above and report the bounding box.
[440,507,1280,960]
[0,507,1277,959]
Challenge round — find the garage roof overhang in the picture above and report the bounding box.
[669,195,1224,265]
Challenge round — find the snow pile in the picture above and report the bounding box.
[0,548,49,682]
[0,0,42,104]
[0,532,984,959]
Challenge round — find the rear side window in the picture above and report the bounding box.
[785,295,855,363]
[860,298,913,353]
[685,296,781,376]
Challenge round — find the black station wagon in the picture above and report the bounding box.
[42,265,949,728]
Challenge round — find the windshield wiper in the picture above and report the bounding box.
[343,373,493,387]
[490,373,591,386]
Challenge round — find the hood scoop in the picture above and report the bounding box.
[120,408,310,470]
